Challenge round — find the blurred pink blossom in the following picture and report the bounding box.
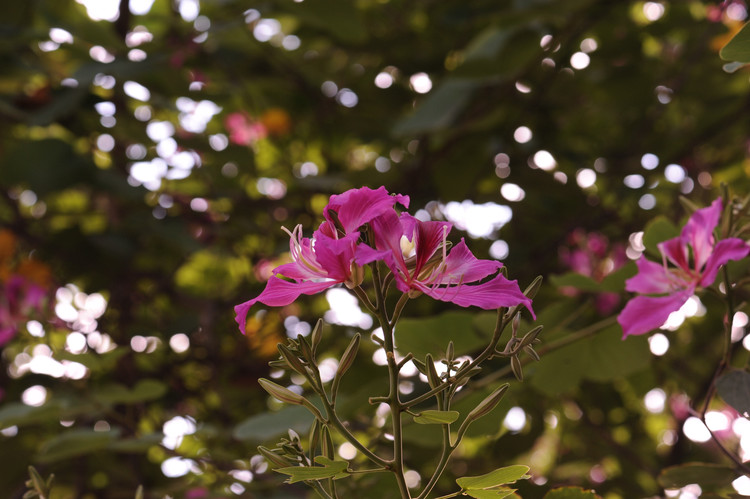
[224,112,267,146]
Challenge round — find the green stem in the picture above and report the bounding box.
[432,491,463,499]
[323,404,389,468]
[371,261,411,499]
[311,481,334,499]
[403,310,510,410]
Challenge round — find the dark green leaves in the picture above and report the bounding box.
[529,324,650,396]
[543,487,602,498]
[395,310,492,358]
[658,463,737,489]
[234,406,313,443]
[413,410,460,425]
[717,370,750,417]
[274,456,350,483]
[37,429,120,463]
[456,465,530,490]
[720,22,750,62]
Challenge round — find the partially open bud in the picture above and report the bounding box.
[278,344,308,376]
[258,446,293,469]
[345,262,365,288]
[259,378,307,406]
[465,383,510,423]
[310,318,324,355]
[511,356,523,382]
[426,354,441,389]
[336,333,361,379]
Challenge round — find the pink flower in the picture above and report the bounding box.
[618,198,750,338]
[356,211,535,316]
[234,187,409,334]
[0,275,48,347]
[224,112,267,146]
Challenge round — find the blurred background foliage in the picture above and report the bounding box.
[2,0,750,497]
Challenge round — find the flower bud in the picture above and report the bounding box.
[310,318,323,355]
[278,344,308,376]
[321,424,334,459]
[336,333,361,379]
[426,354,441,389]
[511,356,523,382]
[258,446,293,468]
[523,275,543,300]
[259,378,307,406]
[465,384,510,423]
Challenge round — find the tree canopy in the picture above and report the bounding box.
[3,1,750,498]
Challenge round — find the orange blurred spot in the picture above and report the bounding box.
[260,108,292,136]
[245,312,284,359]
[16,259,52,287]
[0,230,16,281]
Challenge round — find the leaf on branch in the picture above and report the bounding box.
[642,216,679,256]
[716,369,750,417]
[465,488,517,498]
[549,272,601,292]
[543,486,602,498]
[720,21,750,62]
[413,410,460,424]
[657,463,738,489]
[456,465,530,490]
[274,456,350,483]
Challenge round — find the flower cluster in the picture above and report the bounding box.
[559,229,627,314]
[235,186,534,333]
[0,230,52,347]
[618,198,750,338]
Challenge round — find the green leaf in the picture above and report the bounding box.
[456,465,530,490]
[233,405,312,442]
[395,310,488,359]
[0,139,93,195]
[466,489,517,499]
[586,325,650,382]
[529,325,650,396]
[94,379,167,405]
[549,272,601,292]
[289,0,366,43]
[720,22,750,62]
[598,262,637,293]
[717,369,750,417]
[658,463,737,489]
[0,402,62,428]
[275,456,349,483]
[642,216,679,256]
[392,79,478,136]
[413,410,460,424]
[106,433,163,453]
[543,487,602,498]
[37,429,120,463]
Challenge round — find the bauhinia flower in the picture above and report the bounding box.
[0,275,48,347]
[234,187,408,334]
[356,210,535,316]
[617,198,750,338]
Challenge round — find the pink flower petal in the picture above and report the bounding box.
[324,186,409,234]
[625,256,677,294]
[234,277,336,334]
[657,236,689,272]
[413,218,451,272]
[699,237,750,287]
[682,198,721,271]
[618,289,693,338]
[436,239,503,285]
[421,274,534,318]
